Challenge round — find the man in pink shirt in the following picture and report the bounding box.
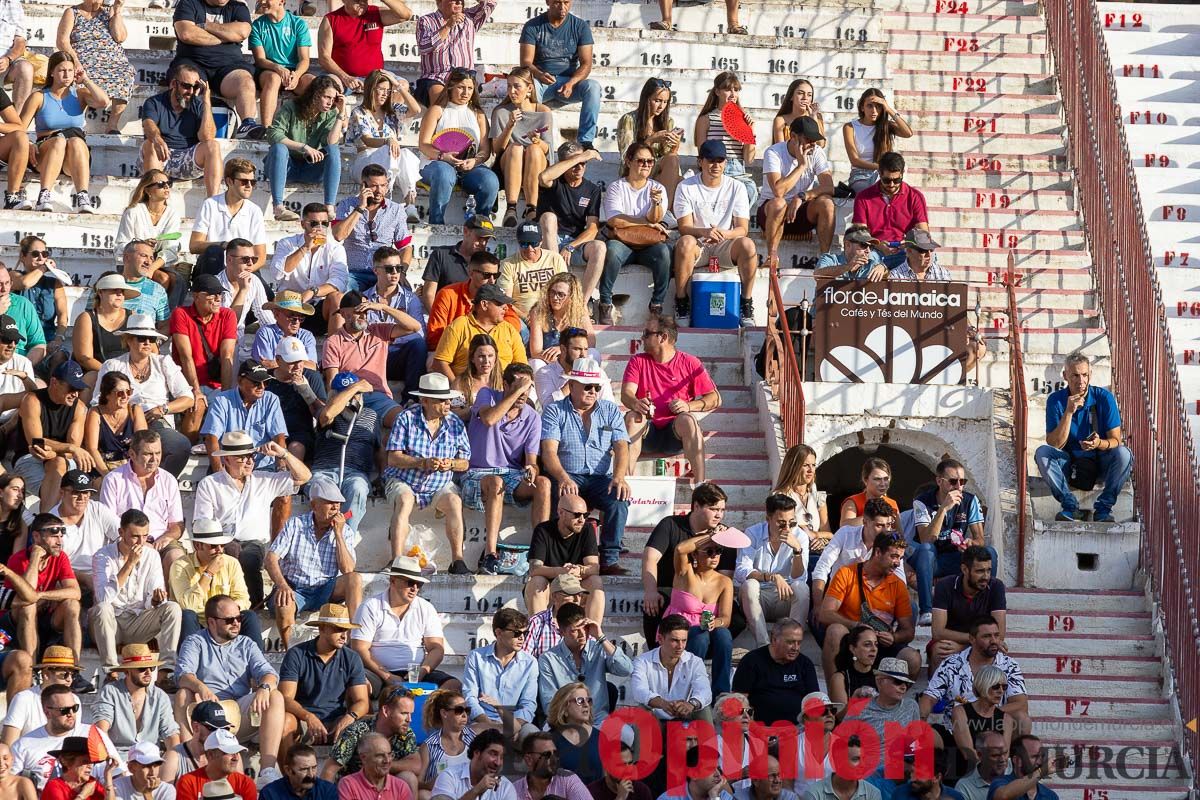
[851,151,931,270]
[620,313,721,484]
[338,732,412,800]
[321,290,421,430]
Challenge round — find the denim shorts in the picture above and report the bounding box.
[459,467,531,511]
[270,576,338,613]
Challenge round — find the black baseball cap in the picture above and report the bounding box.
[61,469,97,493]
[0,315,22,343]
[238,359,271,383]
[516,222,542,245]
[53,361,87,390]
[192,274,225,295]
[191,700,233,729]
[465,216,496,236]
[474,284,515,305]
[789,116,825,143]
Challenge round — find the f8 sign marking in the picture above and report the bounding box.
[1055,656,1083,673]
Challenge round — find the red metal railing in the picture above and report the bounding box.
[1044,0,1200,783]
[1005,251,1029,587]
[766,264,806,447]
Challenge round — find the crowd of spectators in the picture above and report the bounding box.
[0,1,1132,799]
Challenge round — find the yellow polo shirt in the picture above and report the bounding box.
[433,314,528,376]
[169,552,252,616]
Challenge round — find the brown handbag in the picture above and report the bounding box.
[606,223,668,249]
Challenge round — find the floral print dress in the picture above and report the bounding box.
[70,8,135,101]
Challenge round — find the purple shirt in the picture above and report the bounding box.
[97,464,183,542]
[467,388,540,470]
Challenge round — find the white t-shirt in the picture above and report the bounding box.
[602,178,667,221]
[0,353,33,422]
[12,721,125,790]
[432,761,517,800]
[216,271,275,362]
[760,142,832,203]
[533,359,615,407]
[351,594,444,672]
[111,775,177,800]
[192,469,296,545]
[193,195,267,247]
[1,686,45,738]
[674,174,749,230]
[49,500,121,576]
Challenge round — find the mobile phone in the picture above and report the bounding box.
[31,438,44,449]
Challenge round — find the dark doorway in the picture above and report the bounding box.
[817,445,936,525]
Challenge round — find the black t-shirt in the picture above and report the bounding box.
[645,513,737,589]
[266,371,328,442]
[537,178,602,239]
[931,574,1007,634]
[173,0,252,70]
[0,85,12,115]
[140,90,205,151]
[422,244,470,288]
[528,519,599,566]
[730,645,820,726]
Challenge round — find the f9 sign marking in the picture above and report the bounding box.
[1048,614,1076,632]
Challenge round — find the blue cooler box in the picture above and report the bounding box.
[691,272,742,329]
[405,682,439,743]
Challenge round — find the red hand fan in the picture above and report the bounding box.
[87,725,110,763]
[432,128,478,159]
[721,102,756,145]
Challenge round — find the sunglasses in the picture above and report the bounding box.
[27,249,50,258]
[134,335,158,344]
[563,510,588,520]
[571,696,593,706]
[641,329,663,339]
[400,578,423,588]
[216,615,242,625]
[448,704,470,715]
[879,176,903,185]
[53,704,81,715]
[175,81,202,91]
[474,270,500,280]
[579,384,601,393]
[232,177,257,187]
[943,477,968,486]
[231,255,256,265]
[519,242,539,250]
[699,546,723,557]
[147,180,171,190]
[548,290,569,300]
[37,526,67,536]
[378,264,403,274]
[306,219,330,228]
[505,628,529,638]
[633,158,656,166]
[228,453,257,461]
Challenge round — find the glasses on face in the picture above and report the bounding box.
[579,385,601,394]
[990,683,1008,692]
[534,750,560,761]
[633,158,656,166]
[27,249,50,258]
[133,666,155,674]
[474,270,500,281]
[229,453,257,462]
[570,696,593,707]
[232,177,257,187]
[232,255,256,265]
[641,329,663,339]
[943,477,968,486]
[306,219,330,228]
[175,81,201,91]
[134,335,157,344]
[147,180,171,190]
[53,704,81,715]
[879,176,903,186]
[699,546,723,557]
[519,243,539,250]
[378,264,403,274]
[505,628,529,638]
[563,510,588,520]
[400,578,422,588]
[448,705,470,715]
[216,615,242,625]
[37,526,67,536]
[548,290,569,300]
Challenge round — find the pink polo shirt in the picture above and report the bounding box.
[622,351,717,429]
[321,323,394,397]
[852,182,929,243]
[96,463,184,542]
[337,772,412,800]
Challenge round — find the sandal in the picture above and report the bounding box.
[728,24,748,34]
[502,207,518,227]
[649,20,673,30]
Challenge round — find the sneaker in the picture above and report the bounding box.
[1094,512,1115,523]
[234,118,266,140]
[3,191,18,210]
[1055,509,1086,522]
[580,141,596,151]
[917,612,933,627]
[477,552,500,575]
[448,559,471,575]
[274,205,300,222]
[34,189,53,212]
[596,302,615,326]
[674,296,691,326]
[648,302,664,316]
[406,203,420,223]
[74,191,95,214]
[256,767,283,788]
[740,297,755,326]
[70,673,96,694]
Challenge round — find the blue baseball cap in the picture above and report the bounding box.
[53,360,87,390]
[331,372,358,392]
[698,140,727,161]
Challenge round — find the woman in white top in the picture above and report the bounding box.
[489,67,552,228]
[418,688,477,790]
[842,88,913,193]
[93,313,196,477]
[417,68,497,225]
[599,142,673,318]
[774,443,831,555]
[114,170,184,307]
[347,69,422,213]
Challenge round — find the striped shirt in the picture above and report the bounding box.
[540,397,629,476]
[706,110,742,156]
[383,405,471,496]
[422,728,476,783]
[268,512,359,590]
[890,260,952,281]
[414,0,496,84]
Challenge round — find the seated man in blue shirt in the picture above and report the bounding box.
[278,603,369,750]
[813,224,887,281]
[1034,352,1132,523]
[201,359,289,474]
[536,601,632,726]
[461,607,538,742]
[987,735,1068,800]
[259,744,337,800]
[540,357,631,576]
[174,594,291,784]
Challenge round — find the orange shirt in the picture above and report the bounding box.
[426,280,522,348]
[826,562,912,625]
[846,491,900,519]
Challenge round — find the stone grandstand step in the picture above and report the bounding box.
[1004,588,1147,612]
[890,69,1056,95]
[1121,103,1200,128]
[903,167,1072,191]
[1015,675,1162,695]
[1002,608,1151,635]
[885,50,1049,75]
[894,91,1062,116]
[1033,717,1177,742]
[1024,696,1171,719]
[1103,29,1200,57]
[992,628,1157,656]
[1094,2,1200,34]
[1109,56,1200,81]
[876,0,1041,15]
[1044,787,1188,800]
[1010,653,1159,678]
[888,11,1047,36]
[906,110,1064,136]
[1144,221,1200,254]
[884,30,1046,54]
[1115,77,1200,106]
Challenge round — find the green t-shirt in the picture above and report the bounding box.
[5,294,46,355]
[249,11,311,70]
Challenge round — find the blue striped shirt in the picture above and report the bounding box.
[383,405,470,495]
[540,397,629,476]
[268,513,359,590]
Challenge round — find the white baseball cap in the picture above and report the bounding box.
[128,741,164,765]
[275,336,308,364]
[204,728,247,755]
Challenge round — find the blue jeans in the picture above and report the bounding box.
[558,472,629,566]
[538,76,601,145]
[1034,444,1133,516]
[181,609,264,651]
[420,161,499,225]
[266,142,342,206]
[600,240,672,306]
[310,467,371,531]
[388,336,429,403]
[687,624,733,695]
[907,543,999,615]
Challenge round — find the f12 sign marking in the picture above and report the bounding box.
[1048,614,1075,632]
[1103,12,1143,28]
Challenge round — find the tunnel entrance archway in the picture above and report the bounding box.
[816,445,936,525]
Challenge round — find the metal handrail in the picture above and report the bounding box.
[1006,251,1030,586]
[765,263,806,447]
